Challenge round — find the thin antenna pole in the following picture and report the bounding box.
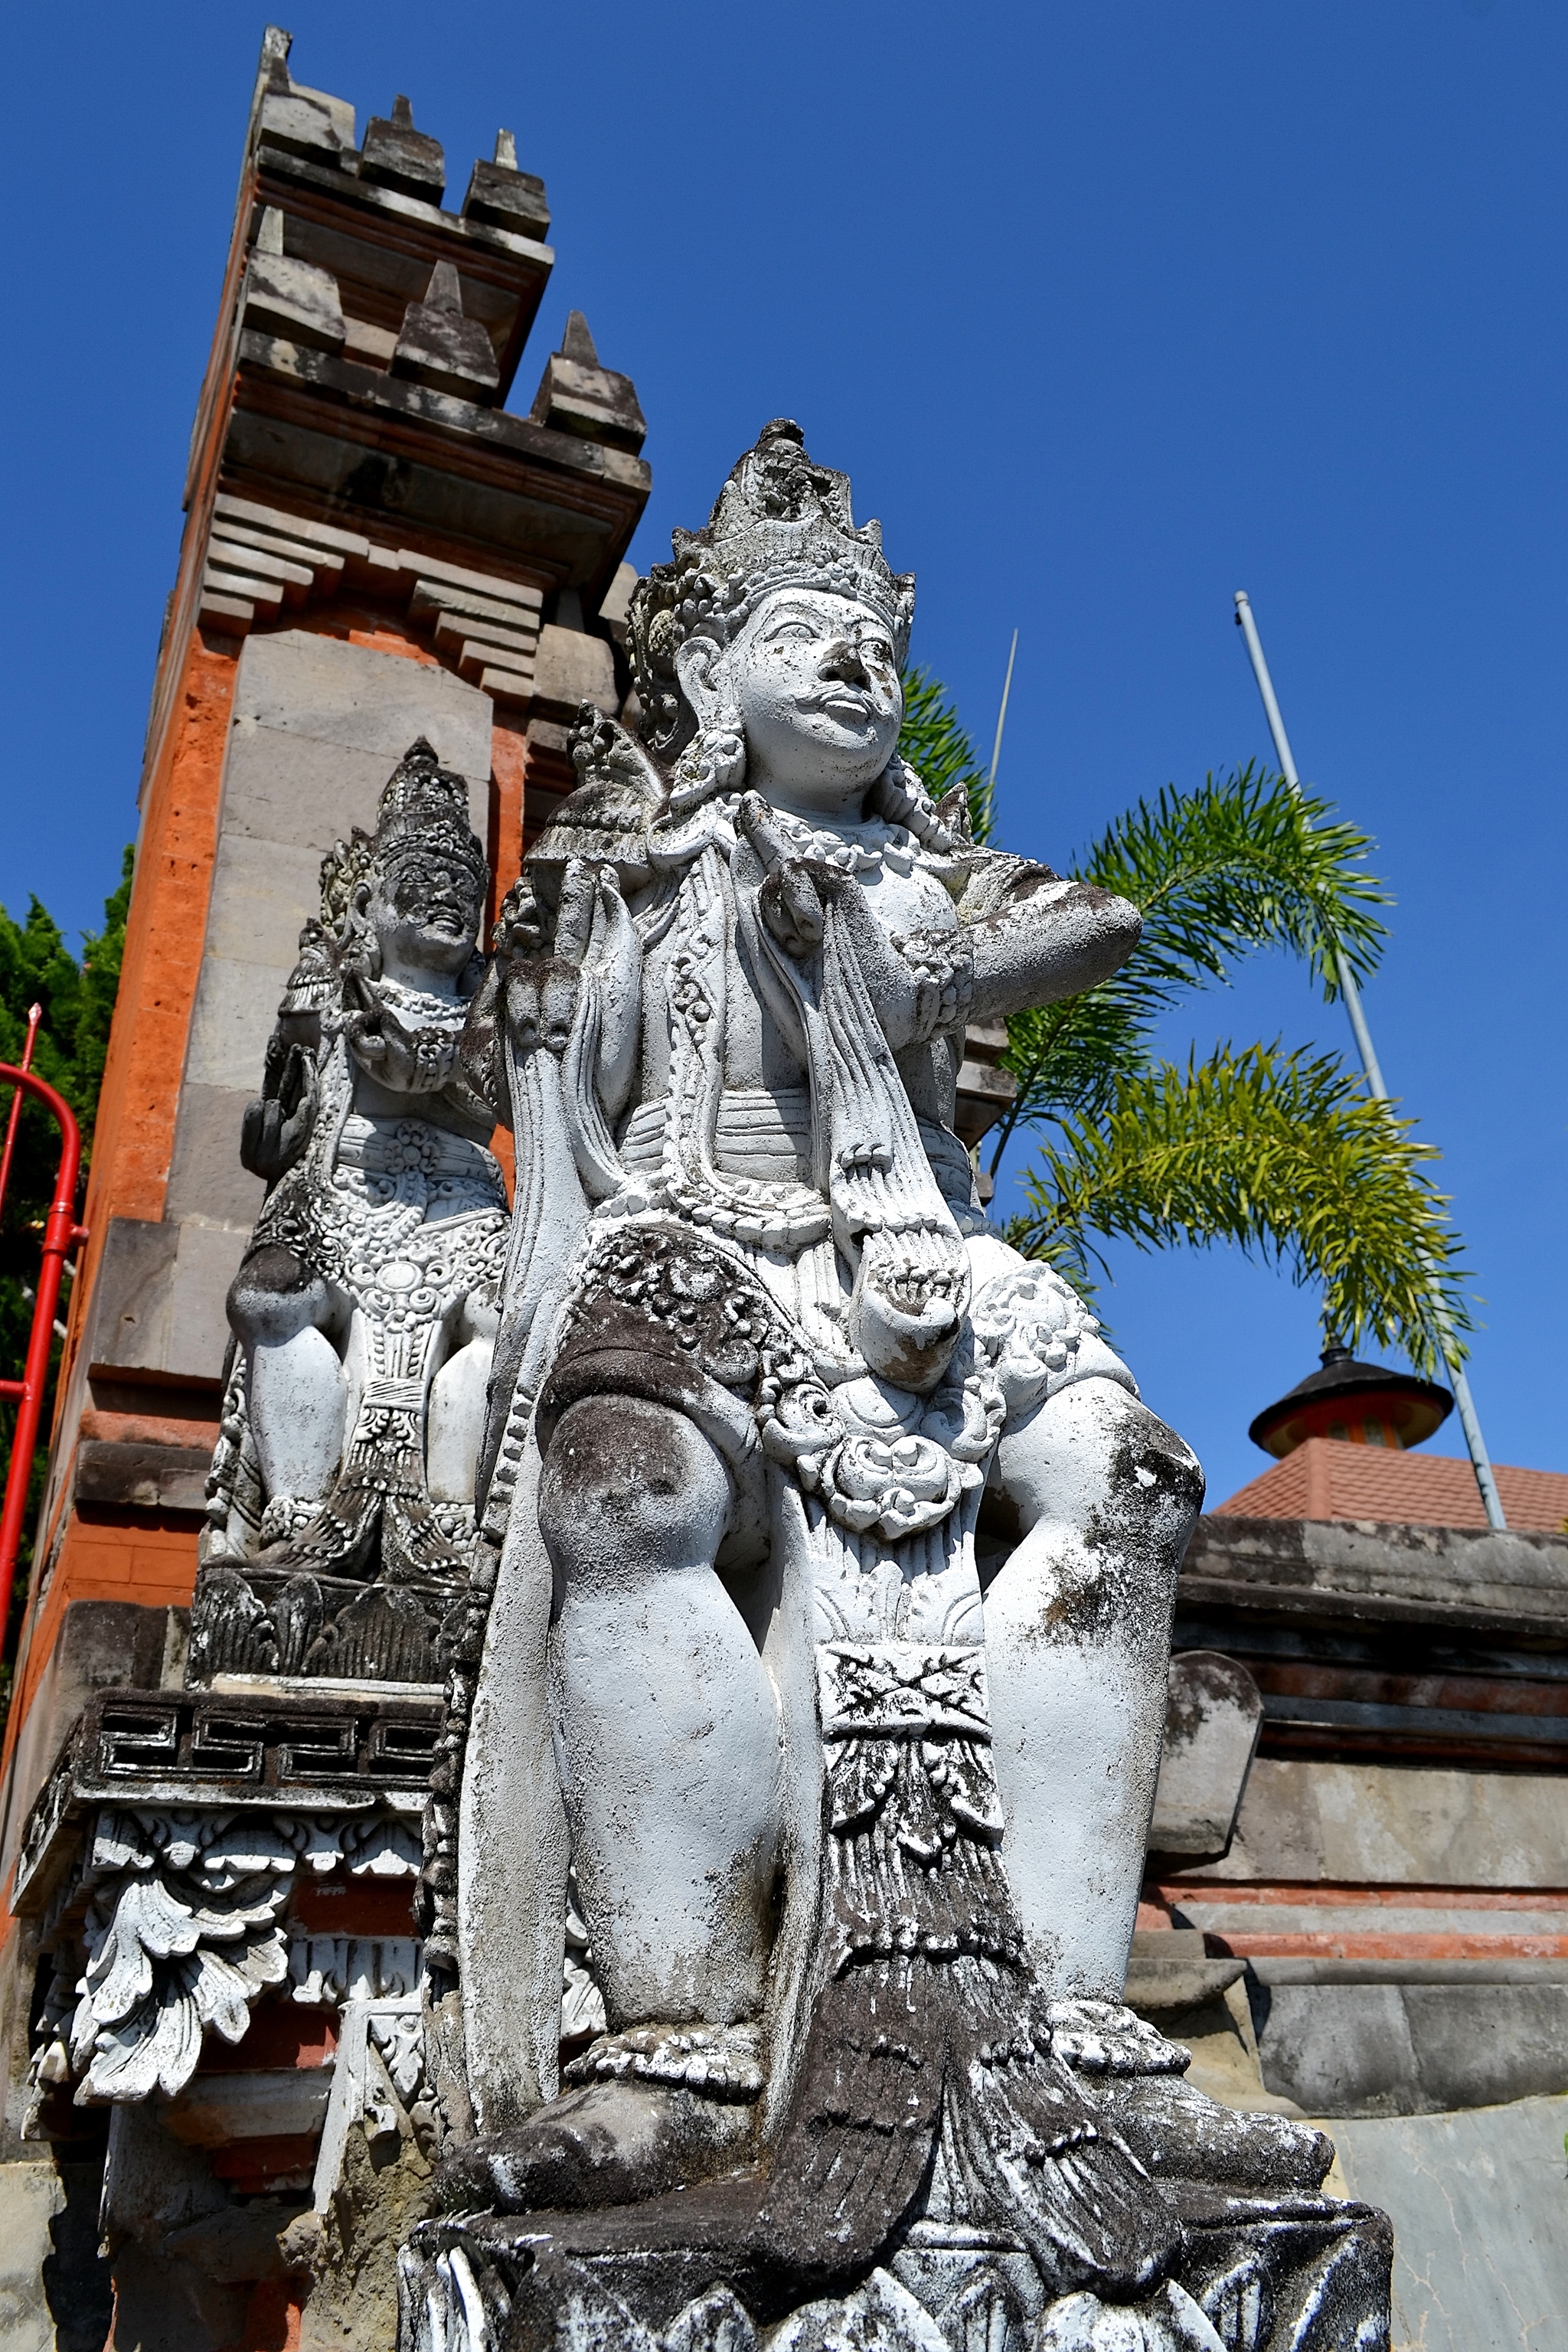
[1233,590,1506,1530]
[988,629,1019,800]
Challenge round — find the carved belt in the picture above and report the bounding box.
[817,1642,991,1741]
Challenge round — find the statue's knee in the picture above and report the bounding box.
[227,1245,332,1347]
[1110,1393,1204,1518]
[991,1377,1203,1550]
[1067,1387,1204,1553]
[539,1395,731,1579]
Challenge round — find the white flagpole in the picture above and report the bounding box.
[988,629,1019,806]
[1233,591,1505,1531]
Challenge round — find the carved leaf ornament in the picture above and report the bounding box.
[65,1808,419,2102]
[69,1812,304,2100]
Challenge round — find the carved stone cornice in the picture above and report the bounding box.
[11,1686,440,1918]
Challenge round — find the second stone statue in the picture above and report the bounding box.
[193,741,508,1685]
[402,424,1391,2352]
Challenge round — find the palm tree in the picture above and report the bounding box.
[897,668,1468,1377]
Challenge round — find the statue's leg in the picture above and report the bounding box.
[426,1300,497,1504]
[541,1392,783,2027]
[985,1378,1334,2194]
[227,1246,345,1505]
[982,1374,1202,1998]
[440,1390,782,2214]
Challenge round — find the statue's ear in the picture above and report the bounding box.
[345,877,382,978]
[674,633,723,727]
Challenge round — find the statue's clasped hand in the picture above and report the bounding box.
[739,792,971,1045]
[740,792,837,961]
[342,970,448,1094]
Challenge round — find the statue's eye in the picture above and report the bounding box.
[769,619,814,643]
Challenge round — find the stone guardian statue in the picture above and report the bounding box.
[193,739,508,1685]
[407,426,1390,2350]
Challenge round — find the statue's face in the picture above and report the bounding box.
[369,851,483,980]
[703,590,903,818]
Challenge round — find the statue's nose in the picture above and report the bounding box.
[818,638,870,687]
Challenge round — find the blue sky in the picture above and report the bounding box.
[3,2,1562,1504]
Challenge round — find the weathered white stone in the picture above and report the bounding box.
[0,2161,66,2352]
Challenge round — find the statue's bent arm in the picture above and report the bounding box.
[964,867,1143,1022]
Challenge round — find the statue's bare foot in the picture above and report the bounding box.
[437,2081,756,2215]
[1086,2071,1332,2193]
[1048,2001,1331,2194]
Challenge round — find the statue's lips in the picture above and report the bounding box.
[798,688,884,724]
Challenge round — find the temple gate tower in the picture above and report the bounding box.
[0,31,647,2343]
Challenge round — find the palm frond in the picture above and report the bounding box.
[1011,1042,1469,1376]
[991,991,1151,1166]
[1080,765,1390,1010]
[899,665,993,842]
[988,765,1393,1168]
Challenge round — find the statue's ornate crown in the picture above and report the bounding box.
[629,420,916,756]
[371,737,487,882]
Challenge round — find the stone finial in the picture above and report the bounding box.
[424,262,464,313]
[391,261,500,402]
[361,93,446,204]
[462,142,550,242]
[561,310,599,366]
[251,25,358,166]
[241,207,346,355]
[529,314,646,454]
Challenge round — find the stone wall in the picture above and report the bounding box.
[1147,1512,1568,2120]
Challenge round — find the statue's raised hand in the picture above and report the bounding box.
[503,858,611,1057]
[240,1036,318,1183]
[738,793,837,959]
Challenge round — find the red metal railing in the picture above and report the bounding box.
[1,1011,87,1662]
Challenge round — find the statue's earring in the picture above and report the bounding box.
[341,880,383,981]
[670,697,746,813]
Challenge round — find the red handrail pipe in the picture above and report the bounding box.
[0,1005,43,1216]
[0,1063,86,1664]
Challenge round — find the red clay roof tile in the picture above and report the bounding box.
[1214,1437,1568,1532]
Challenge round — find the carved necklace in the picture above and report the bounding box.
[764,805,918,879]
[374,976,468,1027]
